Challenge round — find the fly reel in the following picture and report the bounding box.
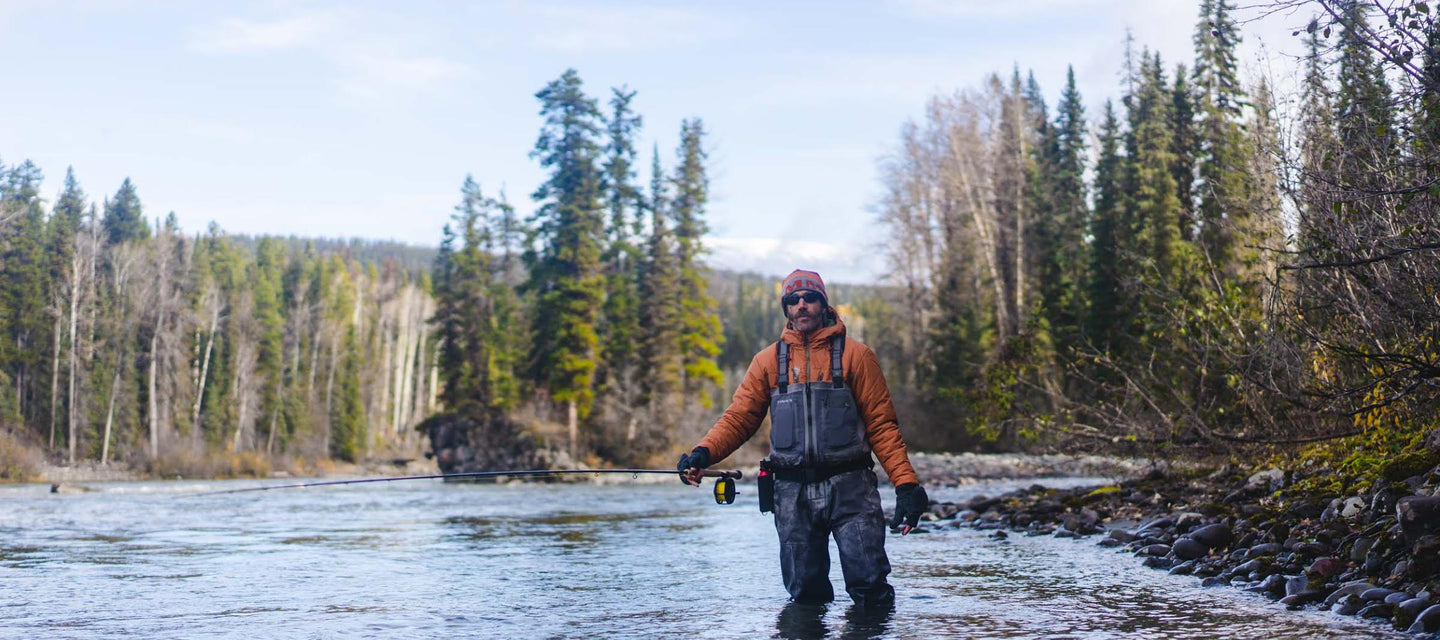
[713,476,737,505]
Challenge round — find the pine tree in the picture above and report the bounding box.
[1170,66,1199,241]
[1193,0,1249,271]
[526,69,607,458]
[101,178,150,245]
[1087,102,1126,351]
[669,119,724,408]
[636,146,683,426]
[1038,67,1089,354]
[597,87,644,398]
[329,324,365,461]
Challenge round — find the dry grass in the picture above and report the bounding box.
[0,429,41,482]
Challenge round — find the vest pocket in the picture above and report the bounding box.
[770,394,801,451]
[817,389,860,449]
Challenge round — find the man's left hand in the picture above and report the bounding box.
[890,484,929,534]
[676,447,711,487]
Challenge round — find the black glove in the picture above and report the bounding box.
[890,484,929,532]
[676,447,711,485]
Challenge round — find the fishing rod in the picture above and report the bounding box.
[201,468,744,504]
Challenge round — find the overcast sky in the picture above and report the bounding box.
[0,0,1310,283]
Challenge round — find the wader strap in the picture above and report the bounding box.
[776,341,789,394]
[830,336,845,388]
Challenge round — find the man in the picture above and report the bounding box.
[678,269,928,608]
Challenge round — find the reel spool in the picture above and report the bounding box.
[713,476,737,505]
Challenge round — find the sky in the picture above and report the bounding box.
[0,0,1311,284]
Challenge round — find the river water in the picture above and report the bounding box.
[0,476,1404,639]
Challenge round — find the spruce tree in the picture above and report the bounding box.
[1192,0,1249,271]
[1087,102,1126,351]
[101,178,150,245]
[636,146,683,426]
[597,87,644,398]
[526,69,607,458]
[1039,67,1089,354]
[669,119,724,408]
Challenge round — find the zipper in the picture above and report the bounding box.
[803,340,815,468]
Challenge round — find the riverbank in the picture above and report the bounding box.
[917,452,1440,635]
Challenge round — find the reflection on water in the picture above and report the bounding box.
[0,479,1406,639]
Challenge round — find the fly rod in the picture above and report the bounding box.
[201,468,744,503]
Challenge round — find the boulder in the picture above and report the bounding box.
[1247,468,1285,491]
[1398,596,1432,619]
[1339,496,1366,519]
[1361,587,1399,602]
[1284,575,1309,598]
[1172,537,1209,560]
[1410,535,1440,577]
[1393,495,1440,539]
[1324,581,1377,607]
[1255,574,1286,596]
[1410,604,1440,633]
[1189,523,1233,549]
[1331,594,1364,616]
[1306,557,1345,580]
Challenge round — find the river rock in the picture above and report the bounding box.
[1398,596,1432,619]
[1324,581,1377,607]
[1293,541,1330,556]
[1254,574,1286,596]
[1142,556,1173,569]
[1410,604,1440,633]
[1410,535,1440,577]
[1201,576,1227,588]
[1279,591,1324,608]
[1172,537,1208,560]
[1169,560,1195,576]
[1247,468,1284,491]
[1189,523,1233,549]
[1284,575,1311,598]
[1107,528,1135,544]
[1306,556,1344,579]
[1135,516,1174,535]
[1339,496,1367,519]
[1397,495,1440,542]
[1356,602,1393,619]
[1332,594,1364,616]
[1385,591,1411,605]
[1348,536,1375,562]
[1174,512,1204,532]
[1230,559,1263,577]
[1137,543,1170,557]
[1245,542,1284,559]
[1361,587,1399,602]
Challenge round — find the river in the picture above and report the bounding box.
[0,476,1404,639]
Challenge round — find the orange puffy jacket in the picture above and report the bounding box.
[697,314,919,487]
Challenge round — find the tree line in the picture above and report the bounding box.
[0,167,436,474]
[430,69,725,467]
[875,0,1440,455]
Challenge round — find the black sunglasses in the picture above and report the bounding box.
[783,291,824,306]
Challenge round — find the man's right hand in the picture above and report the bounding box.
[676,447,711,486]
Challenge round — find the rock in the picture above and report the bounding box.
[1189,523,1233,549]
[1331,594,1364,616]
[989,530,1008,540]
[1279,591,1324,608]
[1135,516,1174,535]
[1410,535,1440,577]
[1356,602,1393,619]
[1286,499,1326,519]
[1324,581,1378,607]
[1339,496,1367,519]
[1245,542,1284,559]
[1294,542,1331,556]
[1174,512,1204,532]
[1256,574,1286,596]
[1172,537,1209,560]
[1397,495,1440,542]
[1385,591,1411,605]
[1284,575,1310,598]
[1169,560,1195,576]
[1142,556,1173,569]
[1107,528,1135,544]
[1231,559,1263,576]
[1248,468,1285,491]
[1349,537,1375,563]
[1361,587,1399,602]
[1409,604,1440,633]
[1054,528,1082,539]
[1426,427,1440,452]
[1097,537,1123,548]
[1306,557,1344,579]
[1137,543,1171,557]
[1398,596,1432,619]
[1201,576,1228,588]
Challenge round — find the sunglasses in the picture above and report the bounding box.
[783,291,824,306]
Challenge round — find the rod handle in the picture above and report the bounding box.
[702,469,743,480]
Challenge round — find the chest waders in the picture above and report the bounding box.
[763,335,894,608]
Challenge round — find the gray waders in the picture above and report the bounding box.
[766,337,894,608]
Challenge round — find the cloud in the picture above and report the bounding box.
[189,9,467,108]
[705,236,882,283]
[527,4,734,53]
[190,13,335,53]
[889,0,1102,20]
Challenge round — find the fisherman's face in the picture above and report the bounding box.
[785,291,824,333]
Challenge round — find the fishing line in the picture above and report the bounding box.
[199,468,743,503]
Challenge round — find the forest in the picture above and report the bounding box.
[1,0,1437,483]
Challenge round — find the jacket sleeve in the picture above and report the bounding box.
[697,345,774,463]
[849,340,919,487]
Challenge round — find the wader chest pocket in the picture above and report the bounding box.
[770,396,800,450]
[818,391,860,448]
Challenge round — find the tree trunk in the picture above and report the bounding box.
[148,327,160,460]
[568,399,578,462]
[49,305,62,449]
[192,304,218,430]
[101,367,121,466]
